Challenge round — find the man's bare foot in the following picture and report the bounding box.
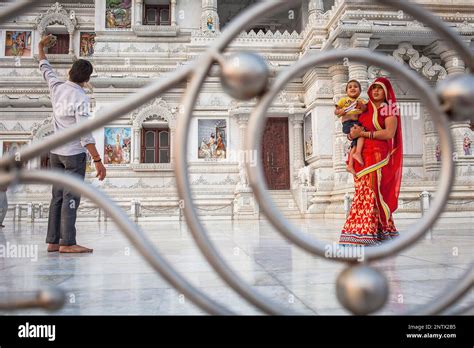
[59,245,93,253]
[47,243,60,252]
[346,164,356,175]
[353,152,364,166]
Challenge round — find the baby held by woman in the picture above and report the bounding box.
[334,79,367,174]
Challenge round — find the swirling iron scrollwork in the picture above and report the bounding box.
[0,0,472,315]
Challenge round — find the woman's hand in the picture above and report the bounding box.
[350,124,363,139]
[350,117,398,141]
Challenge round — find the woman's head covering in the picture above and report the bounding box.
[370,81,387,101]
[368,77,393,104]
[368,77,403,214]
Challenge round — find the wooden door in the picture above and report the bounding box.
[262,118,290,190]
[141,128,170,163]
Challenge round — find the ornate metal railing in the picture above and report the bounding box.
[0,0,472,315]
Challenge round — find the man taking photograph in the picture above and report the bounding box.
[38,35,106,253]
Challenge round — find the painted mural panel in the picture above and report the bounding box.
[5,31,32,57]
[80,32,96,57]
[106,0,132,29]
[104,127,131,165]
[198,119,227,160]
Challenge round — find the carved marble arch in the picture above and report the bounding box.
[129,99,176,166]
[31,117,54,142]
[30,117,54,168]
[34,2,78,35]
[130,99,175,130]
[133,110,171,130]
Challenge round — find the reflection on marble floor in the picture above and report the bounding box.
[0,217,472,315]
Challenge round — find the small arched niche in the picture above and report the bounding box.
[34,2,78,56]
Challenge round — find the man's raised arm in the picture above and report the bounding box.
[38,35,61,90]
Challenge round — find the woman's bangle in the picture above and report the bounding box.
[93,158,102,163]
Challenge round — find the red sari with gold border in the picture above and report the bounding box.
[339,77,403,246]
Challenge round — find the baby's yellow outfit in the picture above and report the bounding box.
[336,96,367,116]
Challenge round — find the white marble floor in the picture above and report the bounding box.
[0,216,472,315]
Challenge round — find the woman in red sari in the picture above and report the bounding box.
[339,77,403,246]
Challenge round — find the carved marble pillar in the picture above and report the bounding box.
[422,108,440,180]
[201,0,219,32]
[68,32,74,55]
[135,0,143,26]
[237,115,248,162]
[308,0,324,25]
[235,113,249,188]
[133,128,140,164]
[232,113,259,219]
[441,51,471,157]
[348,33,372,92]
[169,114,177,165]
[429,40,473,179]
[169,128,176,164]
[328,63,349,182]
[289,114,305,189]
[170,0,177,26]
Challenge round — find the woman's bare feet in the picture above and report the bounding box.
[59,245,93,253]
[346,164,356,175]
[352,152,364,166]
[47,243,60,252]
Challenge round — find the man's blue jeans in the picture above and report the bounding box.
[46,152,86,246]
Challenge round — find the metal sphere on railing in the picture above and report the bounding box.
[219,52,269,101]
[36,288,66,311]
[436,74,474,122]
[336,264,389,315]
